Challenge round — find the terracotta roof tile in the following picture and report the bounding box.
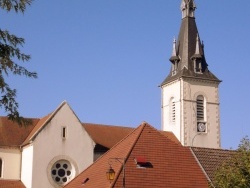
[191,147,235,183]
[0,180,25,188]
[159,130,180,145]
[0,117,39,147]
[21,114,51,146]
[22,101,68,146]
[83,123,134,149]
[65,123,208,188]
[83,123,180,149]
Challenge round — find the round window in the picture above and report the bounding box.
[51,160,73,185]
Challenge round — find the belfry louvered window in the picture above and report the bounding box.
[170,98,176,123]
[196,95,204,121]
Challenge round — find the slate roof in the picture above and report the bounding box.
[64,122,209,188]
[191,147,235,184]
[161,1,220,86]
[0,180,25,188]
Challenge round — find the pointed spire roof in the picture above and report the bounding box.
[170,38,180,62]
[161,1,220,86]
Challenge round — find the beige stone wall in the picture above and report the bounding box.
[161,78,221,148]
[182,78,220,148]
[30,103,95,188]
[0,148,21,179]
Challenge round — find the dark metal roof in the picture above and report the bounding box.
[161,1,220,86]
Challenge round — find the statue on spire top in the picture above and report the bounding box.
[181,0,196,19]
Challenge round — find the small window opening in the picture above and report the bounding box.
[172,62,178,76]
[62,127,67,139]
[82,178,89,185]
[134,157,153,168]
[194,61,202,73]
[0,159,2,178]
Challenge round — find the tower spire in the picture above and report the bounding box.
[161,1,221,149]
[181,0,196,18]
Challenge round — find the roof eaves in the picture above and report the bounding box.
[189,147,214,187]
[109,122,147,187]
[21,101,68,146]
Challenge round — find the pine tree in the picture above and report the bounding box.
[0,0,37,126]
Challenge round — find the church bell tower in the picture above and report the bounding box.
[161,0,221,148]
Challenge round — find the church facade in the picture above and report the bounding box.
[0,102,95,188]
[0,0,227,187]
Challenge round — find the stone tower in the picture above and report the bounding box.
[160,0,221,148]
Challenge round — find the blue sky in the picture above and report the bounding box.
[1,0,250,149]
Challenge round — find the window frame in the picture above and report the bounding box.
[196,95,205,121]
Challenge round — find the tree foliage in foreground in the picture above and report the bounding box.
[0,0,37,126]
[212,136,250,188]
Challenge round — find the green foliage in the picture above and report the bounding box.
[212,136,250,188]
[0,0,37,126]
[0,0,32,13]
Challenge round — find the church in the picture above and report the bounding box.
[0,0,234,187]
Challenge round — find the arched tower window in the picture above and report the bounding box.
[170,98,176,123]
[196,95,204,121]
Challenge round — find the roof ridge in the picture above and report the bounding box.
[190,147,213,185]
[191,146,235,152]
[83,122,133,129]
[110,122,147,187]
[21,101,68,146]
[64,122,147,188]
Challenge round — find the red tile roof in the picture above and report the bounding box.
[0,180,25,188]
[191,147,235,184]
[21,114,51,146]
[83,123,134,149]
[65,122,209,188]
[83,123,180,149]
[0,117,39,147]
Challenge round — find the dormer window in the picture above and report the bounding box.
[172,62,178,76]
[194,60,202,73]
[134,157,153,168]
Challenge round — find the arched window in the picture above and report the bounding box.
[170,98,176,123]
[196,95,204,121]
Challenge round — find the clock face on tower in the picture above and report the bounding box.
[197,122,206,132]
